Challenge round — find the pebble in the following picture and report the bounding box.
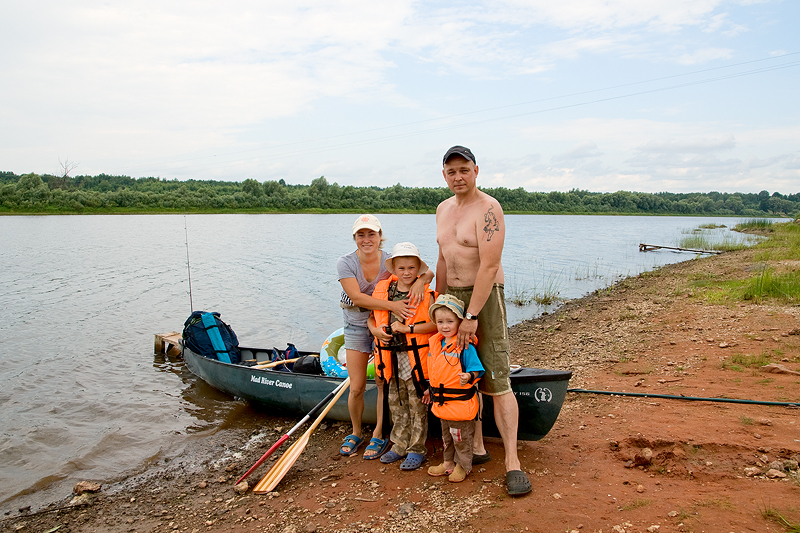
[398,502,415,518]
[69,493,92,506]
[769,461,785,472]
[73,481,102,494]
[634,448,653,466]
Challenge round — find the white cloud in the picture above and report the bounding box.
[489,0,725,31]
[675,47,734,64]
[0,0,794,195]
[636,135,736,154]
[551,142,603,163]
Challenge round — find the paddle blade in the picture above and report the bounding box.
[236,433,290,485]
[252,433,310,493]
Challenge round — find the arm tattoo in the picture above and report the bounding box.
[483,205,499,241]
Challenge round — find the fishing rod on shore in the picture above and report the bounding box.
[568,388,800,407]
[184,215,194,313]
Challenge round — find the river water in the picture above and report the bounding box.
[0,213,764,509]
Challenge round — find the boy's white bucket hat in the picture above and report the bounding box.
[385,242,428,276]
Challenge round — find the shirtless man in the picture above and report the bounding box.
[435,145,532,496]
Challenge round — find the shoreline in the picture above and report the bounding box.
[3,244,800,533]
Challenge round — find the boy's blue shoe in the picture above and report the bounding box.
[400,452,425,471]
[379,450,406,464]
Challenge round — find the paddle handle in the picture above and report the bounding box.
[306,376,350,434]
[252,357,301,369]
[252,354,318,369]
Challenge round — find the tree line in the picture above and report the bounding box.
[1,171,797,217]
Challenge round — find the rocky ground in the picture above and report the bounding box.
[3,243,799,533]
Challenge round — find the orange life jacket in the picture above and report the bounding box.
[371,277,434,396]
[427,333,480,422]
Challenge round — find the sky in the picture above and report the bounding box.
[1,0,798,194]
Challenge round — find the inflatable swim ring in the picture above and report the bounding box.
[320,328,375,379]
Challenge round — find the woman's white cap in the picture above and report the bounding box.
[352,214,382,235]
[385,242,428,276]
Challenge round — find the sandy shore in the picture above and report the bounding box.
[3,243,799,533]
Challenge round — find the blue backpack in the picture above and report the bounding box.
[183,311,241,364]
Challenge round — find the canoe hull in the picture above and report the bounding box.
[183,346,570,441]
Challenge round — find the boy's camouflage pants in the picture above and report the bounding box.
[387,377,428,456]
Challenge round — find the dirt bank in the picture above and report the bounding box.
[3,246,799,533]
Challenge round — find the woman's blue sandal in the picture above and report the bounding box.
[363,437,389,460]
[400,452,426,471]
[379,450,406,464]
[339,434,364,456]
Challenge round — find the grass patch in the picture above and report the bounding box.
[761,505,800,532]
[697,221,800,303]
[752,221,800,262]
[740,415,754,425]
[699,223,727,229]
[743,268,800,303]
[507,286,536,306]
[696,497,734,509]
[722,351,774,371]
[721,361,744,372]
[679,233,758,252]
[620,499,652,511]
[507,266,565,307]
[735,218,775,231]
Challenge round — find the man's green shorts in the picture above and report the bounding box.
[446,284,512,396]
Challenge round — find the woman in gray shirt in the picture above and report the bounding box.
[337,214,433,458]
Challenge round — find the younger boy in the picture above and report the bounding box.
[423,294,485,483]
[368,242,437,469]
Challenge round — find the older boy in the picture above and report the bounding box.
[368,242,437,469]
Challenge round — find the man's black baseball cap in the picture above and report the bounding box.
[443,145,476,165]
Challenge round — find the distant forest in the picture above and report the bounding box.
[1,171,798,217]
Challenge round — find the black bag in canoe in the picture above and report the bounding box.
[183,311,241,364]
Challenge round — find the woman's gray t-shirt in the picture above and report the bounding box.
[337,250,391,327]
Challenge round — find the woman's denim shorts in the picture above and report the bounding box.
[343,321,374,354]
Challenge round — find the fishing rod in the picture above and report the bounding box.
[184,215,194,313]
[568,388,800,407]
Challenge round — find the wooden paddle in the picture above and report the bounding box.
[252,357,302,369]
[252,354,320,369]
[252,377,351,493]
[235,377,350,485]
